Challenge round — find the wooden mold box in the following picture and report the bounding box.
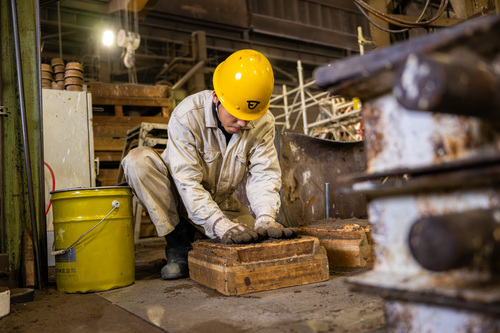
[299,218,373,269]
[188,236,329,296]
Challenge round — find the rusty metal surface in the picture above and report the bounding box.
[278,132,367,226]
[394,52,500,119]
[344,162,500,197]
[362,94,500,174]
[323,14,500,330]
[383,300,500,332]
[348,189,500,296]
[349,269,500,312]
[313,14,500,100]
[349,281,500,316]
[408,210,500,272]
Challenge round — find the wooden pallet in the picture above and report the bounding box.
[88,82,170,186]
[188,236,329,295]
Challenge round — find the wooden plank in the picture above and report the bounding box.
[88,82,170,98]
[95,151,123,163]
[92,96,170,107]
[23,230,35,288]
[161,107,169,118]
[114,105,123,117]
[94,137,125,151]
[192,237,317,263]
[97,168,120,186]
[188,236,329,295]
[93,123,138,139]
[93,116,169,126]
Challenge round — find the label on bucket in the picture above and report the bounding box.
[55,249,76,263]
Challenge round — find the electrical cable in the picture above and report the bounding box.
[354,2,409,33]
[353,0,449,28]
[44,162,55,215]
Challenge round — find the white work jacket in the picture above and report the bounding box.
[161,90,281,238]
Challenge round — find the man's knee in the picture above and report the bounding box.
[123,147,155,166]
[122,147,162,179]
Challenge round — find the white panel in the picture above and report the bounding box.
[42,89,94,231]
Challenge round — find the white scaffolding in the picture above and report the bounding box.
[270,60,363,142]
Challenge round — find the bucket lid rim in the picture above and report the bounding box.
[50,186,132,194]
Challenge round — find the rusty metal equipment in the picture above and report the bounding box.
[314,14,500,332]
[278,132,367,226]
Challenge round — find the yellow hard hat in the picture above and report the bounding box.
[213,49,274,121]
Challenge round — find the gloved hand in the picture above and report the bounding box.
[213,216,259,244]
[254,215,299,239]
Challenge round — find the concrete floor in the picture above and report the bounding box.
[0,239,386,333]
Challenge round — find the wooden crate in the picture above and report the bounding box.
[188,236,329,296]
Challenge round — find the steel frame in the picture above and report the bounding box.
[270,60,362,142]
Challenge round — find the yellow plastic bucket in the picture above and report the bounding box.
[51,186,135,293]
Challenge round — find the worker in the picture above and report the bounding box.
[122,49,298,280]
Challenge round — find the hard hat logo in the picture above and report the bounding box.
[213,49,274,121]
[247,101,260,110]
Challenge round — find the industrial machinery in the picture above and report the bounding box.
[315,14,500,331]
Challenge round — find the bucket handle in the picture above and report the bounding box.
[51,200,121,256]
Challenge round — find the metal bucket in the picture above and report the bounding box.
[51,187,135,293]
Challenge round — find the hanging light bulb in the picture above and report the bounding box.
[102,30,115,47]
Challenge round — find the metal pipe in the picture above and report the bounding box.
[325,183,330,218]
[57,1,62,59]
[394,52,500,119]
[0,47,4,253]
[269,80,317,103]
[282,84,290,130]
[10,0,42,288]
[297,60,308,135]
[409,210,500,272]
[171,60,205,90]
[307,109,361,128]
[154,56,195,82]
[35,0,48,289]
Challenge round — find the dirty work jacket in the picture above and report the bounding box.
[161,90,281,238]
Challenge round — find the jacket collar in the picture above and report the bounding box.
[204,91,255,130]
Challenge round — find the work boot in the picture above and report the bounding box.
[161,247,190,280]
[162,219,193,280]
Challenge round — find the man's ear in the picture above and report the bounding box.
[212,91,219,104]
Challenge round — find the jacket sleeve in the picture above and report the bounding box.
[245,120,282,219]
[165,115,226,238]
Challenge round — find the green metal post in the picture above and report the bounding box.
[1,0,46,288]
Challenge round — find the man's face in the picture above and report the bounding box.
[213,92,248,134]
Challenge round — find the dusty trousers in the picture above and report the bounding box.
[122,146,181,236]
[121,146,254,238]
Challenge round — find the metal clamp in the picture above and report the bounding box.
[51,200,120,256]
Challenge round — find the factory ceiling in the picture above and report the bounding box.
[39,0,371,89]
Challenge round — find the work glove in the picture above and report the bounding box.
[254,215,299,239]
[214,216,259,244]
